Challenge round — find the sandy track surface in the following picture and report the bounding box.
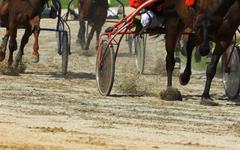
[0,13,240,150]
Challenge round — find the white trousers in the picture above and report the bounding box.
[141,10,164,29]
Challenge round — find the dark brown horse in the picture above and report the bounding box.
[162,0,238,105]
[76,0,108,50]
[186,0,240,103]
[0,0,46,71]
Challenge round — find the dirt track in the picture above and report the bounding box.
[0,13,240,150]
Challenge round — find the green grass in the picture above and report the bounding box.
[108,0,128,7]
[61,0,128,8]
[180,48,222,72]
[61,0,77,8]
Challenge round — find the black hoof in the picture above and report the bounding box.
[0,51,5,61]
[179,73,190,86]
[160,87,182,101]
[200,95,219,106]
[199,44,210,56]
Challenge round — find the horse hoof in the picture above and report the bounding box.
[83,45,89,50]
[31,55,39,63]
[199,45,210,56]
[160,87,182,101]
[179,73,190,86]
[0,51,5,61]
[200,98,219,106]
[3,66,19,76]
[19,63,26,73]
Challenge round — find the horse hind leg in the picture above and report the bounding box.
[0,30,10,61]
[200,42,228,106]
[84,25,96,50]
[160,18,183,101]
[15,25,33,73]
[76,20,86,48]
[8,22,18,68]
[95,26,101,50]
[30,16,40,63]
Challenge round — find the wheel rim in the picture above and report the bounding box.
[96,40,115,96]
[223,46,240,99]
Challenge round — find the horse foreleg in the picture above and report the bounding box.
[179,33,197,85]
[0,29,9,61]
[84,25,95,50]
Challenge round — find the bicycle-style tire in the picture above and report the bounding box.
[96,40,115,96]
[222,45,240,99]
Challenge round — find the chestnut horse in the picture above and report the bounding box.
[0,0,47,71]
[162,0,238,105]
[76,0,108,50]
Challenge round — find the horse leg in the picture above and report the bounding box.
[15,25,33,72]
[198,15,210,56]
[179,33,197,85]
[83,25,96,50]
[76,20,86,48]
[160,18,182,101]
[0,29,9,61]
[174,38,181,69]
[95,26,101,50]
[31,17,40,63]
[8,22,17,68]
[200,42,228,106]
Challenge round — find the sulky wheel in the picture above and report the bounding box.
[96,39,115,96]
[61,31,70,75]
[134,34,147,74]
[222,45,240,99]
